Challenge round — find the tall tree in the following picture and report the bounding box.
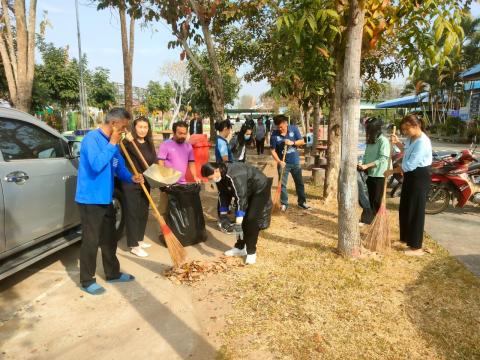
[161,61,190,124]
[145,81,174,114]
[133,0,250,124]
[0,0,37,112]
[96,0,136,113]
[87,67,117,111]
[186,50,240,134]
[337,0,365,257]
[35,41,81,130]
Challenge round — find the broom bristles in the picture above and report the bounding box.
[164,232,186,267]
[158,215,186,267]
[272,187,282,213]
[364,204,391,252]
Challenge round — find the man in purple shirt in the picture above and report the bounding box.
[157,121,201,184]
[157,121,201,216]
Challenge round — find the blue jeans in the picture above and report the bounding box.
[277,163,306,207]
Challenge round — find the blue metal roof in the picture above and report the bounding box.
[461,64,480,80]
[375,92,429,109]
[464,80,480,91]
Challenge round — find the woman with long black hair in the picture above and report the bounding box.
[357,117,390,224]
[385,114,432,256]
[201,162,272,265]
[122,116,158,257]
[229,124,253,162]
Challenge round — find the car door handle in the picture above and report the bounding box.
[5,171,30,184]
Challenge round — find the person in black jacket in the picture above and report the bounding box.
[201,162,272,265]
[189,115,203,135]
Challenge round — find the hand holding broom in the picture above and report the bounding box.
[272,144,288,213]
[120,141,186,267]
[364,126,396,252]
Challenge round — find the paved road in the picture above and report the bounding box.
[425,140,480,276]
[425,205,480,276]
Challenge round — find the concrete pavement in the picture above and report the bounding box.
[425,205,480,276]
[0,184,235,360]
[425,140,480,276]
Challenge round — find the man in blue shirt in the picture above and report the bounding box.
[270,115,310,211]
[76,108,143,295]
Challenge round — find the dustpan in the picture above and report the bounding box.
[143,164,182,188]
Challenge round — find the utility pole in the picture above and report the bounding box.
[75,0,88,129]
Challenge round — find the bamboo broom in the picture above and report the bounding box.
[120,141,186,267]
[272,145,288,213]
[364,126,396,253]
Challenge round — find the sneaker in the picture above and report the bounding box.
[138,241,151,249]
[245,253,257,265]
[131,246,148,257]
[224,246,247,257]
[280,204,287,212]
[298,203,311,210]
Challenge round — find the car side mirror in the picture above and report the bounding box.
[68,140,81,158]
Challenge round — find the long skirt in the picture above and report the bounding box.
[399,166,431,249]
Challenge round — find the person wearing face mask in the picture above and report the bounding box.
[215,119,233,163]
[230,124,253,162]
[75,107,144,295]
[121,116,158,257]
[201,162,272,265]
[157,121,201,214]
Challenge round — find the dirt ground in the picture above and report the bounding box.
[1,150,479,359]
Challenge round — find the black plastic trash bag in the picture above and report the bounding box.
[357,171,374,224]
[163,183,207,246]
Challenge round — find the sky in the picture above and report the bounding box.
[39,1,479,103]
[38,1,269,103]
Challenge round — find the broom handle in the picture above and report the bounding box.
[278,144,288,184]
[120,141,168,227]
[128,138,150,170]
[382,126,396,199]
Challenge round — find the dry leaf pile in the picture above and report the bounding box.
[164,257,244,285]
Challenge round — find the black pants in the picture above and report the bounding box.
[366,177,385,218]
[122,183,149,248]
[256,137,265,155]
[78,203,121,287]
[234,185,271,255]
[399,166,431,249]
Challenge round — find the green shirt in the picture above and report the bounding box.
[362,135,390,178]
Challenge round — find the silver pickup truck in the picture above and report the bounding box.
[0,108,125,280]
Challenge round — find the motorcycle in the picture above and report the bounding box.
[388,149,459,198]
[426,148,480,214]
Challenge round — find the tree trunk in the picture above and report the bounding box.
[0,0,37,112]
[62,109,68,132]
[304,101,310,135]
[178,3,224,125]
[312,97,321,156]
[119,1,134,114]
[323,64,343,202]
[337,0,365,257]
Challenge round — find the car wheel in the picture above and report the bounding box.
[112,188,125,241]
